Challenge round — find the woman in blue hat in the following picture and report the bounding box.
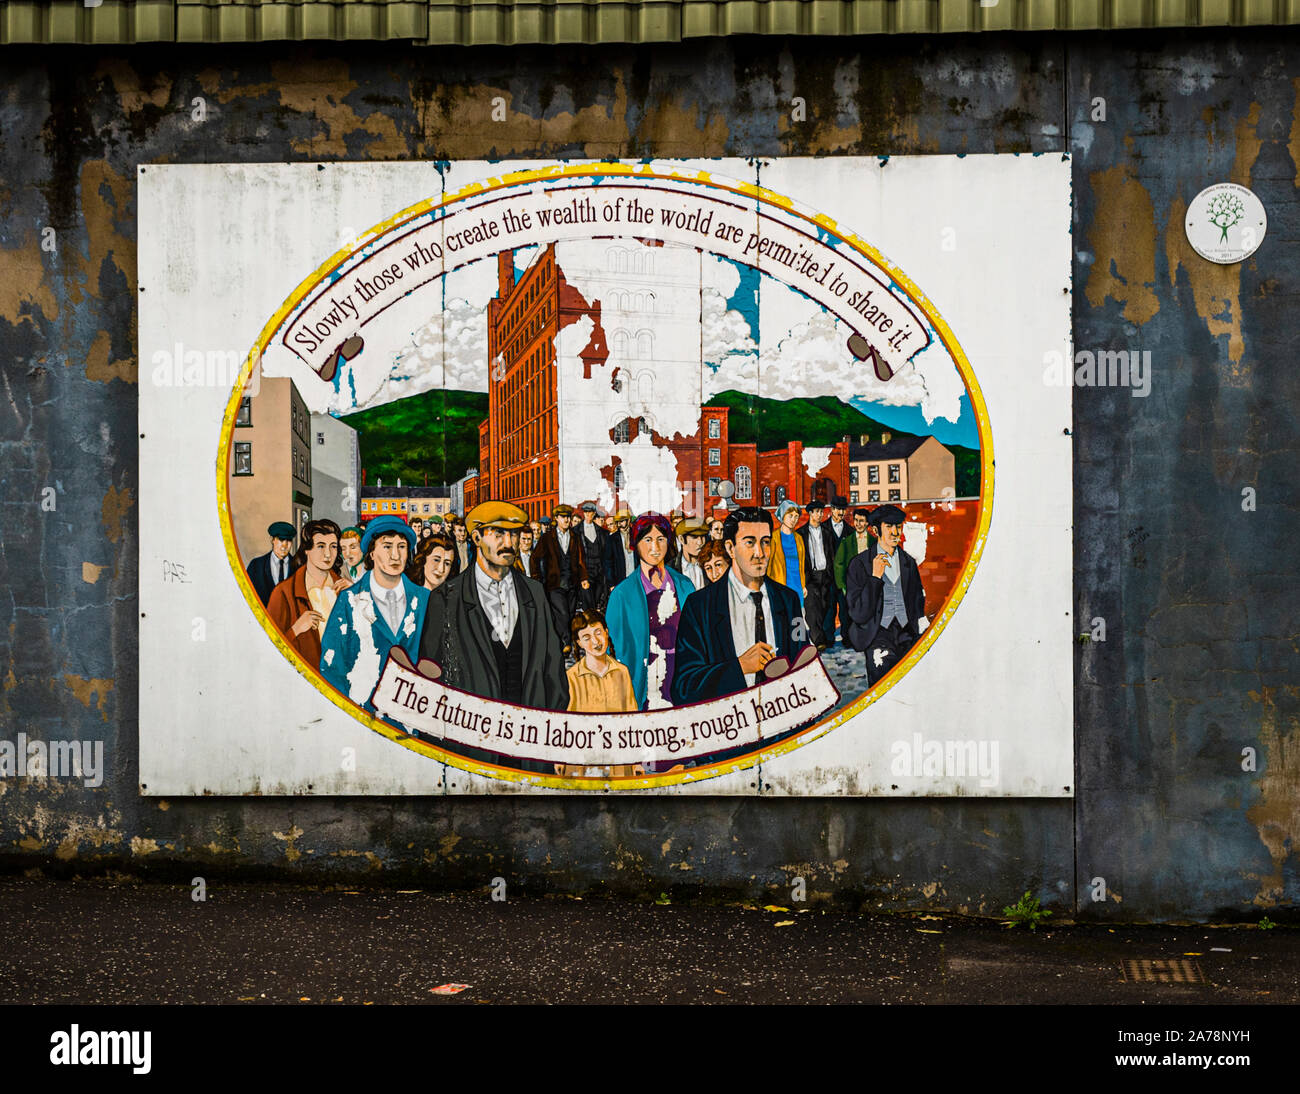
[319,516,430,716]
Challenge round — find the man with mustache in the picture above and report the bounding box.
[419,500,568,710]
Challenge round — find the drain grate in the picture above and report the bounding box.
[1121,958,1204,983]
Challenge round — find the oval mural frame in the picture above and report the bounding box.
[216,162,995,790]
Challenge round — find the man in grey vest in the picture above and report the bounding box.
[844,505,927,686]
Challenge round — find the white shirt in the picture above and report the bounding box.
[556,528,570,553]
[727,569,775,688]
[807,525,827,570]
[682,560,704,591]
[475,563,519,646]
[519,550,532,575]
[582,521,598,543]
[271,554,288,585]
[830,520,845,539]
[878,546,901,584]
[372,577,407,636]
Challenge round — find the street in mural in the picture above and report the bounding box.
[220,164,992,787]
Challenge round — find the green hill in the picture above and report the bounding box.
[342,387,981,498]
[341,388,487,485]
[709,390,980,497]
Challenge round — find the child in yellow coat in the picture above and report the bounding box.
[555,610,639,778]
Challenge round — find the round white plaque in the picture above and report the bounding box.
[1184,183,1266,265]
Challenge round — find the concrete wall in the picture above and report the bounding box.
[0,32,1296,919]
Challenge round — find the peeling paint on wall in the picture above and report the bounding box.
[1084,164,1160,325]
[1244,687,1300,906]
[99,484,133,545]
[61,674,113,720]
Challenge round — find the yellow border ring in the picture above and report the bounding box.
[216,163,996,791]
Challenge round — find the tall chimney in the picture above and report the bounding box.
[498,250,516,297]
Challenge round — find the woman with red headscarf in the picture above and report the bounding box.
[604,513,697,711]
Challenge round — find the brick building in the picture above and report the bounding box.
[227,370,313,567]
[478,243,849,517]
[847,434,955,505]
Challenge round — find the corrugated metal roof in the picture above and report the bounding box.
[2,0,1297,46]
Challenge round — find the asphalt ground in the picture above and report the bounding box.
[0,873,1296,1004]
[1,874,1292,1078]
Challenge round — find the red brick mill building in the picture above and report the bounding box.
[465,242,849,517]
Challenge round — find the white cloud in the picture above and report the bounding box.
[702,292,965,426]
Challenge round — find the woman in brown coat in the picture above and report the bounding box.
[266,518,351,668]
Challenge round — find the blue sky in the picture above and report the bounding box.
[850,393,979,450]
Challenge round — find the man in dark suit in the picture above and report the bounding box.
[246,520,299,606]
[530,503,590,648]
[798,502,837,649]
[826,495,850,645]
[603,508,634,591]
[671,507,809,706]
[419,501,568,711]
[845,504,927,686]
[576,501,609,610]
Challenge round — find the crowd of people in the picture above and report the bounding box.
[244,493,927,771]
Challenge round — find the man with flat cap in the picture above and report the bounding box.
[246,521,300,607]
[577,501,609,611]
[845,504,927,686]
[827,495,850,644]
[530,503,590,649]
[319,515,430,715]
[603,508,634,591]
[674,515,708,593]
[420,501,568,711]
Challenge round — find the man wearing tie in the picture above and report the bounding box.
[671,507,808,705]
[246,520,299,607]
[826,495,850,645]
[799,502,837,650]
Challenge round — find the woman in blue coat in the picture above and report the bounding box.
[320,516,429,716]
[605,513,696,711]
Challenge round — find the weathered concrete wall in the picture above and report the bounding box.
[0,32,1295,919]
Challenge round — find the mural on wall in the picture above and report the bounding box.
[140,157,1071,795]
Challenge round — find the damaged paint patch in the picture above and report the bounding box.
[0,231,60,328]
[268,58,405,160]
[332,849,383,870]
[1164,103,1264,373]
[1290,79,1300,188]
[273,824,305,863]
[100,484,133,545]
[62,674,113,720]
[84,328,135,384]
[1244,687,1300,906]
[130,836,161,856]
[95,58,175,114]
[1084,164,1160,325]
[74,160,136,309]
[81,562,106,583]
